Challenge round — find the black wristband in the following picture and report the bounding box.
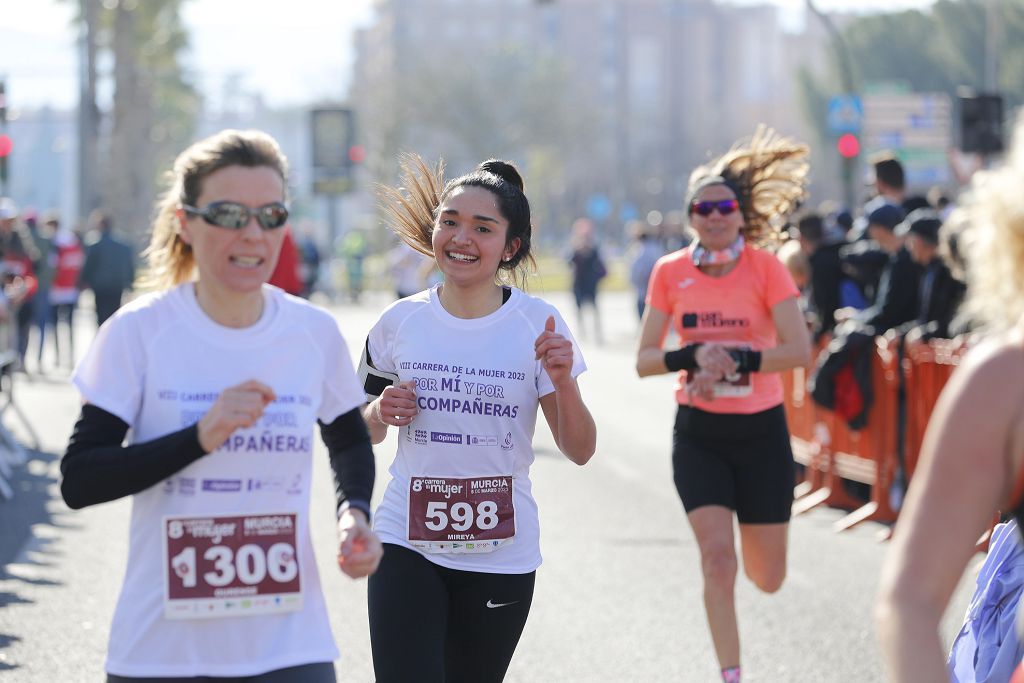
[664,343,702,372]
[728,349,763,373]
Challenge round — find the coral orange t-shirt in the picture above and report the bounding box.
[647,244,799,414]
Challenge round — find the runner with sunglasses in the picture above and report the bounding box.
[635,127,811,683]
[60,129,381,682]
[360,155,596,682]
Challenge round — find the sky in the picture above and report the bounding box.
[0,0,936,112]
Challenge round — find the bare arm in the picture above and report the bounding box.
[759,296,812,373]
[536,316,596,465]
[636,306,672,377]
[539,381,596,465]
[635,306,737,379]
[361,381,418,445]
[876,340,1024,682]
[361,400,389,445]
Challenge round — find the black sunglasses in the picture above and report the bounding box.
[689,199,740,217]
[183,201,289,230]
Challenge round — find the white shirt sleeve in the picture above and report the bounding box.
[533,305,587,398]
[71,312,146,426]
[315,315,367,424]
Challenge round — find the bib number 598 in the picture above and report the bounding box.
[424,500,499,532]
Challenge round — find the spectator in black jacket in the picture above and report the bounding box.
[78,210,135,326]
[797,213,843,340]
[895,210,967,341]
[847,204,922,336]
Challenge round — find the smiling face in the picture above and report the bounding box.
[177,164,286,301]
[431,185,520,290]
[689,183,744,252]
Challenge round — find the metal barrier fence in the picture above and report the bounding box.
[0,309,40,501]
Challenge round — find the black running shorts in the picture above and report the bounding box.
[672,403,795,524]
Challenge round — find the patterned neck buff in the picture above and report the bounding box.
[692,235,745,267]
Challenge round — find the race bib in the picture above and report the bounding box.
[686,341,754,397]
[407,476,515,554]
[163,513,302,620]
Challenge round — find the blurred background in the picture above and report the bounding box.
[0,0,1018,296]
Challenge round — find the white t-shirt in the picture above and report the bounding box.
[71,283,365,678]
[365,285,586,574]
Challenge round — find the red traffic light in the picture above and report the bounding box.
[0,134,11,158]
[836,133,860,159]
[348,144,366,164]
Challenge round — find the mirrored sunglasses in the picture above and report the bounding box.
[183,201,289,230]
[689,199,740,217]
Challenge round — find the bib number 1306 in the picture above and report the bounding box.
[163,513,303,619]
[408,476,515,554]
[170,542,297,588]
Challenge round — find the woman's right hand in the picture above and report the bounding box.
[197,380,276,452]
[694,342,737,378]
[373,380,418,427]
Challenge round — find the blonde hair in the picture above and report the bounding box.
[687,125,810,248]
[137,129,289,291]
[961,112,1024,332]
[377,153,536,288]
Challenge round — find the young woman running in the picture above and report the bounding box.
[60,129,382,682]
[360,155,596,682]
[635,127,812,683]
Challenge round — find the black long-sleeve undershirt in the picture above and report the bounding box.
[60,404,206,509]
[61,404,375,518]
[318,409,374,519]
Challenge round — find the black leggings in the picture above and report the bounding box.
[105,662,335,682]
[368,543,536,683]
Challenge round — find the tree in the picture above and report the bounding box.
[106,0,198,246]
[69,0,197,244]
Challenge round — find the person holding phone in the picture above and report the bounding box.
[60,129,381,682]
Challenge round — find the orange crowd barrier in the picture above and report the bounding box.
[786,334,969,534]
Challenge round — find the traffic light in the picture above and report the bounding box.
[959,92,1003,155]
[836,133,860,159]
[0,79,7,188]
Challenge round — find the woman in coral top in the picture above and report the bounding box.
[635,127,812,683]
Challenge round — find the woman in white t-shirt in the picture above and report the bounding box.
[360,155,597,682]
[60,129,382,682]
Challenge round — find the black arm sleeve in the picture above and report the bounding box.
[60,404,208,510]
[319,407,375,519]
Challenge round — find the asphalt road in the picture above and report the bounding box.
[0,289,977,682]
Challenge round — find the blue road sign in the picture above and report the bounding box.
[827,95,863,136]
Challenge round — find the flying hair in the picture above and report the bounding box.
[687,125,810,248]
[378,153,536,288]
[377,153,445,259]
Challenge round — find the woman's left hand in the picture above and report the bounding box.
[535,315,573,386]
[336,508,383,579]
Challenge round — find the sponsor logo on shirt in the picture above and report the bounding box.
[430,431,463,444]
[202,479,243,493]
[247,477,284,493]
[681,311,749,329]
[467,434,499,446]
[501,432,514,450]
[178,477,196,496]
